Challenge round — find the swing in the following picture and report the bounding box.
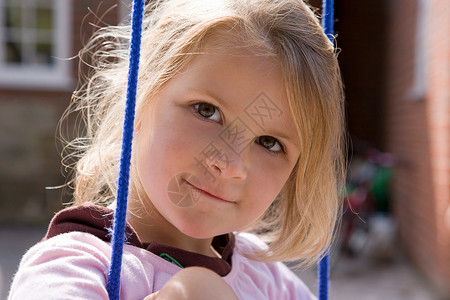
[106,0,336,299]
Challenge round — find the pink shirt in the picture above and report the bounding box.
[8,231,316,299]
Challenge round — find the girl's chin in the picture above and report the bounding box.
[174,222,226,240]
[178,227,218,240]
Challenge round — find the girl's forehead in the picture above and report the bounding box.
[200,31,276,59]
[187,34,281,79]
[184,44,283,98]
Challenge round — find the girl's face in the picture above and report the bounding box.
[134,45,301,240]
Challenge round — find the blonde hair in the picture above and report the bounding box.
[63,0,345,267]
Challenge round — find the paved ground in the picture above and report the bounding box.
[0,226,441,300]
[294,254,441,300]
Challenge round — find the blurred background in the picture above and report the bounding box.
[0,0,449,299]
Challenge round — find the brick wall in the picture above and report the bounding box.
[0,0,122,224]
[385,0,450,295]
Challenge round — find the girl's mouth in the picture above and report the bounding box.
[184,179,235,204]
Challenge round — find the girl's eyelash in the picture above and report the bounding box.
[255,136,286,155]
[192,102,223,124]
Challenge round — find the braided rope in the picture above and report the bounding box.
[318,1,335,299]
[106,0,144,299]
[322,0,335,43]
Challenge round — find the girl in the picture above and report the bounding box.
[8,0,345,299]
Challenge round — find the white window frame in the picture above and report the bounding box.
[0,0,73,90]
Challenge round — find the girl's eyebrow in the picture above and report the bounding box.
[267,129,301,150]
[188,88,229,109]
[269,130,290,141]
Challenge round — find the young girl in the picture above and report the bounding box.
[9,0,345,299]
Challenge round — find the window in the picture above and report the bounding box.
[0,0,72,89]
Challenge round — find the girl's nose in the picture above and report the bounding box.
[201,141,248,180]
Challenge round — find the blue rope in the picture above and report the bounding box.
[318,252,330,300]
[106,0,144,299]
[318,1,334,300]
[322,0,335,43]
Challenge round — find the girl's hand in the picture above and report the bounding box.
[143,267,238,300]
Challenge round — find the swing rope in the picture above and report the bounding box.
[106,0,144,299]
[322,0,335,43]
[318,1,335,299]
[106,1,335,299]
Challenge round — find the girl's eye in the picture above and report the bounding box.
[194,102,222,123]
[256,136,284,153]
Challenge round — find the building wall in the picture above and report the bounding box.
[0,0,122,224]
[385,0,450,295]
[335,0,388,150]
[308,0,388,150]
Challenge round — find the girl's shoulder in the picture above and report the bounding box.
[227,232,317,300]
[8,205,178,300]
[9,230,111,300]
[9,229,180,300]
[234,231,269,251]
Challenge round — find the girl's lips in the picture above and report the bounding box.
[185,180,235,204]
